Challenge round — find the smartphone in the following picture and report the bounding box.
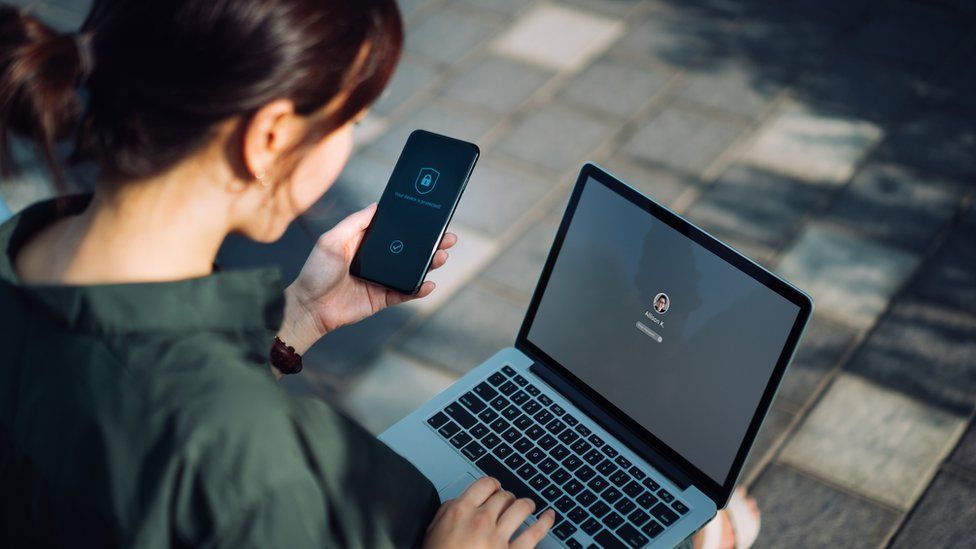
[350,130,480,294]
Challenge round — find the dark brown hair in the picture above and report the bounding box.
[0,0,403,191]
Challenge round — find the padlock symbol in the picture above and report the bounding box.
[414,167,439,195]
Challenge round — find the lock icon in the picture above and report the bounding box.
[414,167,439,195]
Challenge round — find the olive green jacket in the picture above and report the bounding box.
[0,196,439,548]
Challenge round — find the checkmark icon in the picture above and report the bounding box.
[389,239,405,254]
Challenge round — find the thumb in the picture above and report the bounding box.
[329,203,377,239]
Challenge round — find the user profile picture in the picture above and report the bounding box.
[653,293,670,314]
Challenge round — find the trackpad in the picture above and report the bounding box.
[437,472,478,502]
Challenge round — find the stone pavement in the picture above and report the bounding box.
[2,0,975,547]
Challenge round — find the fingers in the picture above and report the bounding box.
[426,500,451,534]
[496,496,537,537]
[438,232,458,250]
[479,489,516,518]
[456,476,502,509]
[510,509,555,549]
[429,250,448,271]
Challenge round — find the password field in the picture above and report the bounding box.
[636,321,663,343]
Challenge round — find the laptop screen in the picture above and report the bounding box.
[525,175,801,484]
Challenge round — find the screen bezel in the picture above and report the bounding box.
[516,163,813,506]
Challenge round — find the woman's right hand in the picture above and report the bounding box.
[424,477,555,549]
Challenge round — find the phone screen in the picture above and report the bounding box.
[350,130,479,294]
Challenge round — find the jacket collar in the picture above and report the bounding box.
[0,195,285,340]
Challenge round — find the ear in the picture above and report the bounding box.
[241,99,303,180]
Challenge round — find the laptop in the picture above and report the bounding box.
[380,163,813,548]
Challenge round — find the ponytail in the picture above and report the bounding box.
[0,4,86,193]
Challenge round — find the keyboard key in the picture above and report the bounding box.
[628,508,650,527]
[563,455,583,471]
[514,414,532,430]
[581,517,602,535]
[601,487,623,504]
[538,394,554,406]
[658,488,675,503]
[616,523,649,548]
[487,372,506,386]
[636,491,659,509]
[501,365,516,377]
[517,463,538,481]
[551,468,571,485]
[610,471,630,487]
[450,432,472,448]
[459,392,486,413]
[568,506,588,524]
[510,390,529,405]
[489,396,508,410]
[563,414,579,426]
[493,442,513,459]
[505,453,525,470]
[427,412,449,429]
[542,484,562,502]
[538,434,557,450]
[462,442,487,461]
[576,465,596,481]
[588,434,605,448]
[566,538,583,549]
[642,478,661,492]
[577,489,597,507]
[526,425,545,440]
[552,521,576,540]
[444,403,476,429]
[478,408,498,424]
[529,473,550,492]
[550,403,566,416]
[575,424,592,437]
[589,501,611,518]
[525,384,541,397]
[502,427,520,443]
[535,410,554,425]
[615,455,632,469]
[587,476,608,493]
[597,459,618,477]
[555,495,576,512]
[614,498,636,515]
[551,444,569,461]
[539,457,558,474]
[481,433,501,449]
[546,419,567,435]
[564,479,584,496]
[571,439,592,455]
[513,374,529,386]
[521,400,542,415]
[502,405,520,420]
[438,421,460,438]
[558,429,580,445]
[641,519,664,539]
[470,424,489,439]
[673,500,690,515]
[594,529,628,549]
[490,418,509,434]
[629,466,646,480]
[499,381,517,395]
[650,502,679,526]
[604,512,624,529]
[514,438,533,454]
[475,454,542,510]
[473,381,498,402]
[525,447,545,464]
[623,481,642,498]
[602,445,619,459]
[583,449,604,465]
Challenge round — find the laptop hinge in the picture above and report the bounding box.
[527,360,693,491]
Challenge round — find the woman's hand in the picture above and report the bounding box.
[278,203,457,356]
[424,477,555,549]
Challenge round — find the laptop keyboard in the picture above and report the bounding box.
[426,365,690,548]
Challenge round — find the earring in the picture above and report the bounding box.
[256,171,270,188]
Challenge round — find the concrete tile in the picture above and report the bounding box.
[846,298,976,415]
[740,102,883,185]
[750,464,899,548]
[398,0,435,18]
[0,139,58,213]
[685,165,830,252]
[302,307,417,379]
[740,406,795,482]
[777,225,920,329]
[491,3,624,72]
[399,284,525,373]
[796,54,923,122]
[481,216,560,298]
[404,224,500,314]
[852,0,965,68]
[554,0,643,18]
[949,420,976,472]
[559,57,674,119]
[881,109,976,179]
[776,316,857,410]
[613,10,735,68]
[780,373,966,509]
[373,102,499,156]
[913,221,976,315]
[453,158,554,237]
[342,351,459,434]
[623,107,746,176]
[456,0,536,16]
[891,471,976,549]
[731,8,838,70]
[441,55,555,113]
[372,55,442,116]
[929,38,976,115]
[599,156,697,207]
[405,6,501,66]
[676,60,785,120]
[327,151,398,209]
[495,102,619,173]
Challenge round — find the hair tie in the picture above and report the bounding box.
[73,32,95,81]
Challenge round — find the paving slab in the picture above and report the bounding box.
[405,5,502,66]
[730,7,839,71]
[776,316,857,411]
[740,101,883,186]
[881,108,976,179]
[740,405,795,483]
[456,0,536,17]
[929,38,976,115]
[823,161,964,252]
[373,55,443,116]
[372,102,500,156]
[676,59,785,120]
[301,306,416,379]
[559,57,674,119]
[911,212,976,315]
[490,3,624,72]
[949,420,976,473]
[399,284,525,373]
[403,224,499,314]
[891,470,976,549]
[441,55,555,113]
[851,0,965,69]
[623,106,746,176]
[326,150,398,209]
[342,351,459,434]
[776,225,920,329]
[495,102,620,173]
[845,298,976,415]
[599,156,697,207]
[612,9,735,68]
[780,373,966,509]
[453,158,555,237]
[795,54,923,122]
[750,463,899,549]
[481,216,561,298]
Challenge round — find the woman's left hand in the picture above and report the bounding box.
[278,203,457,357]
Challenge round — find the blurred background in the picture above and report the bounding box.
[2,0,975,547]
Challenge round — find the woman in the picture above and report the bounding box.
[0,0,555,546]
